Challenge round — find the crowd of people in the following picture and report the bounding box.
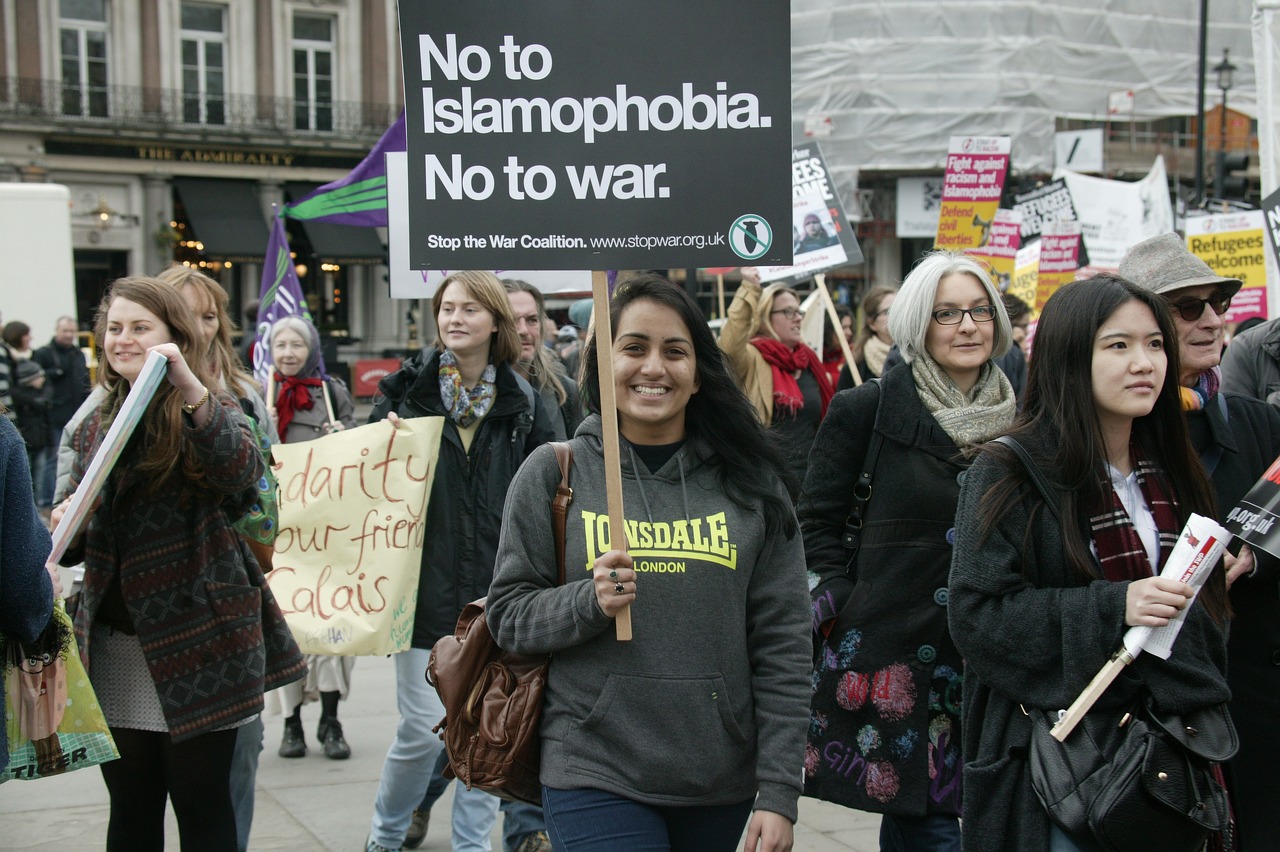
[4,237,1278,852]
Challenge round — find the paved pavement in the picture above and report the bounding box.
[0,652,880,850]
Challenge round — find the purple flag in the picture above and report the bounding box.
[254,214,320,391]
[281,112,406,227]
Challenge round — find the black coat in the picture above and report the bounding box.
[798,363,966,817]
[33,340,89,429]
[1189,391,1280,850]
[371,350,553,649]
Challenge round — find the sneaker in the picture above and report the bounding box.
[512,831,553,852]
[317,718,352,760]
[402,808,430,850]
[364,837,400,852]
[278,717,306,758]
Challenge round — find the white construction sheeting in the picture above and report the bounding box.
[1255,1,1280,195]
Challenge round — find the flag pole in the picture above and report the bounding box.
[592,269,632,641]
[814,273,860,386]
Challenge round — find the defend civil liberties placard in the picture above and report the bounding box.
[397,1,792,269]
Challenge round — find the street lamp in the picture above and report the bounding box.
[1214,48,1236,153]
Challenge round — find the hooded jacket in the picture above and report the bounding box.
[486,415,812,821]
[371,347,553,649]
[1220,317,1280,410]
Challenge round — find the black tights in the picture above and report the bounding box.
[100,726,238,852]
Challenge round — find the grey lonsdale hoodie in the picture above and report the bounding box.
[486,414,812,821]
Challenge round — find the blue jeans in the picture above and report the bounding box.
[370,648,499,851]
[541,786,752,851]
[36,430,57,507]
[1048,823,1106,851]
[878,813,961,852]
[229,716,263,852]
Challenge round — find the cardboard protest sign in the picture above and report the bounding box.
[1008,238,1041,318]
[266,417,444,656]
[1035,221,1083,312]
[1185,211,1270,323]
[934,136,1011,251]
[1225,453,1280,559]
[965,208,1022,293]
[759,142,864,284]
[397,1,792,269]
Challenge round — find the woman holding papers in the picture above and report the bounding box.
[55,276,304,851]
[487,274,811,852]
[948,275,1230,852]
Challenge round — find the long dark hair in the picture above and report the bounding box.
[976,275,1227,623]
[581,274,798,539]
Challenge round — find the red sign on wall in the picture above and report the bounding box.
[353,358,403,398]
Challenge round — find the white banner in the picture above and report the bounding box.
[896,176,945,238]
[1056,156,1174,271]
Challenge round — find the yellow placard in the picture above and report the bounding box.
[266,417,445,655]
[1185,212,1269,322]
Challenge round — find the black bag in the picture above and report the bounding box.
[1028,696,1236,852]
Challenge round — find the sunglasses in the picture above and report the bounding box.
[1167,291,1232,322]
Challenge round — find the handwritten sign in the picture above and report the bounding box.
[266,417,445,655]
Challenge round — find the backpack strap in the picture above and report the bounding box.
[550,442,573,586]
[992,435,1061,523]
[841,379,883,561]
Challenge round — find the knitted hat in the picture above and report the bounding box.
[16,359,44,386]
[1118,233,1242,299]
[568,299,593,330]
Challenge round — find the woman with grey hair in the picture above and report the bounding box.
[798,250,1016,851]
[267,314,358,760]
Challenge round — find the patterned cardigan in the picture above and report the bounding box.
[68,393,304,741]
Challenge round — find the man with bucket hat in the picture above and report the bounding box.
[1121,231,1280,850]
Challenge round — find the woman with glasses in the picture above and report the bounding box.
[720,267,834,498]
[1120,233,1280,851]
[799,251,1016,851]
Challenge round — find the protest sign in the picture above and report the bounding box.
[965,208,1022,293]
[1185,211,1270,322]
[1266,186,1280,315]
[1008,238,1042,317]
[934,136,1010,251]
[397,1,791,269]
[758,142,863,284]
[1056,156,1173,271]
[1011,179,1089,271]
[1035,221,1084,312]
[266,417,444,656]
[1224,453,1280,559]
[897,176,945,238]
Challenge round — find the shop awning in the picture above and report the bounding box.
[172,177,268,261]
[285,182,387,265]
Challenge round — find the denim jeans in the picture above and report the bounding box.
[36,434,57,507]
[229,715,263,852]
[1048,823,1106,852]
[27,446,48,508]
[541,786,753,852]
[369,647,499,851]
[500,800,546,851]
[878,812,962,852]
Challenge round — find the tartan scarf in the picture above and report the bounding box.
[1087,447,1180,582]
[750,336,834,417]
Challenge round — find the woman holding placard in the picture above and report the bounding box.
[265,315,359,761]
[55,276,304,851]
[487,274,811,852]
[948,275,1231,852]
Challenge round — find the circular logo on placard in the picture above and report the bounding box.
[729,214,773,260]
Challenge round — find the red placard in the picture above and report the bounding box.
[353,358,403,398]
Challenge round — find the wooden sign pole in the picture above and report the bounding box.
[1050,649,1134,741]
[321,379,338,425]
[591,269,632,640]
[716,273,726,320]
[814,273,860,387]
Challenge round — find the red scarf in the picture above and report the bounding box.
[275,373,323,440]
[1087,447,1180,582]
[750,337,834,418]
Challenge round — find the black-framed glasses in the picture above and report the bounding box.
[1167,291,1232,322]
[931,305,997,325]
[771,307,804,320]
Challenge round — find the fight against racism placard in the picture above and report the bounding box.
[965,208,1022,294]
[934,136,1011,251]
[1185,211,1270,323]
[759,142,864,284]
[1035,221,1083,312]
[397,1,792,270]
[266,418,444,656]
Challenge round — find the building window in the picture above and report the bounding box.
[180,3,226,125]
[292,14,334,132]
[59,0,109,118]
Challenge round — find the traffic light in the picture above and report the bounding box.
[1215,152,1250,201]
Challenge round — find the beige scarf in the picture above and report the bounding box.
[862,335,891,378]
[911,354,1015,447]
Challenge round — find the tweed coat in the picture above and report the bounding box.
[68,394,305,741]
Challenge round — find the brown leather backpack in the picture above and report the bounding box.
[427,442,572,806]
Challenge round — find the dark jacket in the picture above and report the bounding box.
[12,382,51,450]
[370,349,553,649]
[34,339,90,429]
[798,362,966,817]
[0,416,55,775]
[1220,317,1280,410]
[68,395,306,741]
[276,376,357,443]
[948,433,1231,852]
[1189,391,1280,849]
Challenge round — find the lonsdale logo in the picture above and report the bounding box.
[581,510,738,571]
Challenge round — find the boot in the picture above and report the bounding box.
[317,717,351,760]
[278,716,307,758]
